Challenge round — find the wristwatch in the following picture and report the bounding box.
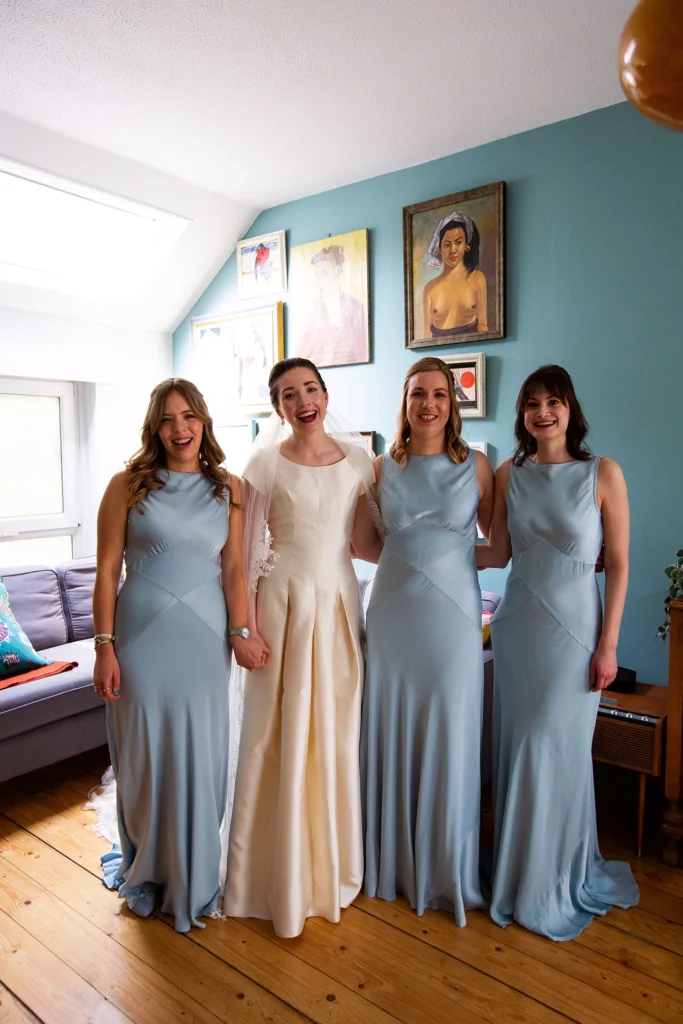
[229,626,251,640]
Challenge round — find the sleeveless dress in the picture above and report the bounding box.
[105,470,231,932]
[489,457,639,940]
[362,450,487,924]
[224,454,367,938]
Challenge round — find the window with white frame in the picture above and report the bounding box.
[0,378,79,567]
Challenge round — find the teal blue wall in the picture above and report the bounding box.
[174,102,683,686]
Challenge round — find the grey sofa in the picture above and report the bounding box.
[0,559,106,783]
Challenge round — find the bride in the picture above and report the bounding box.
[222,356,382,938]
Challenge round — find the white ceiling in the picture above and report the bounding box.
[0,0,632,207]
[0,0,632,332]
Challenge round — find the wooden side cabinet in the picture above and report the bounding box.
[663,599,683,866]
[593,684,667,857]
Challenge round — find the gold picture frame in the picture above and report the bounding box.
[404,181,505,349]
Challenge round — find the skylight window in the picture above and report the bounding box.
[0,157,190,302]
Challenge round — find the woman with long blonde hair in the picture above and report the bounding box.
[93,378,267,931]
[361,356,494,925]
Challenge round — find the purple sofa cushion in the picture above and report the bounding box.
[57,559,97,642]
[0,639,97,741]
[481,590,502,616]
[0,565,68,650]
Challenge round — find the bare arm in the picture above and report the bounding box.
[351,493,382,564]
[475,450,494,540]
[476,271,488,331]
[475,460,512,570]
[590,458,629,691]
[221,477,269,672]
[92,471,129,701]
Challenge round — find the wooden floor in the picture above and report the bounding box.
[1,751,682,1024]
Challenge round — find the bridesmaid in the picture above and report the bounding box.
[93,378,266,931]
[362,356,494,925]
[224,358,382,938]
[477,364,639,940]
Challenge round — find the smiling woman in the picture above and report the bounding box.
[361,356,494,926]
[223,357,382,938]
[91,377,267,932]
[476,364,639,940]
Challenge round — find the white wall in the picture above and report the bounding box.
[1,306,173,559]
[0,307,171,385]
[0,110,253,559]
[0,110,257,333]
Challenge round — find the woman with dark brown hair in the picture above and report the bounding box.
[362,356,494,926]
[477,364,638,939]
[92,378,267,932]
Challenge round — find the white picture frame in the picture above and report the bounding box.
[236,230,287,300]
[467,441,488,456]
[441,352,486,418]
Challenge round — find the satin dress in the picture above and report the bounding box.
[362,451,487,924]
[489,457,639,940]
[105,470,231,932]
[224,454,367,938]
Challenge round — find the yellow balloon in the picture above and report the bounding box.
[619,0,683,132]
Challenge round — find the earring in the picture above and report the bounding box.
[465,246,470,252]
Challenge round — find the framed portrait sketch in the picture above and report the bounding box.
[191,302,284,419]
[236,230,287,301]
[289,228,370,368]
[404,181,504,349]
[441,352,486,418]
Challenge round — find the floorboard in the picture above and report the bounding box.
[0,750,681,1024]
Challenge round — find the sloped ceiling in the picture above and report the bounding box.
[0,0,633,331]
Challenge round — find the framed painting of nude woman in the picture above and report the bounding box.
[403,181,505,350]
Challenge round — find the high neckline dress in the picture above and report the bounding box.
[489,457,639,940]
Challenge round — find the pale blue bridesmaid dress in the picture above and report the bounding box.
[104,470,231,932]
[489,456,639,940]
[362,450,487,924]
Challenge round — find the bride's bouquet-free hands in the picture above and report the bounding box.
[231,632,269,671]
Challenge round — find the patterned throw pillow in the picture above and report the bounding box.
[0,578,53,680]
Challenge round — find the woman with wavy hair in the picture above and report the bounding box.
[477,364,638,939]
[362,356,494,926]
[93,378,267,932]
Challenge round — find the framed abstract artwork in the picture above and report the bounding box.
[236,230,287,300]
[190,302,284,419]
[441,352,486,418]
[289,228,370,368]
[404,181,505,349]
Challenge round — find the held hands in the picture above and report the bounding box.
[589,638,618,692]
[231,633,270,672]
[94,644,121,701]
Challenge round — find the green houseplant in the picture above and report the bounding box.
[657,549,683,641]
